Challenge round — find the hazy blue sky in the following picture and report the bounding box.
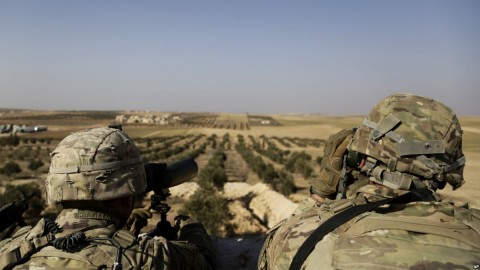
[1,1,479,115]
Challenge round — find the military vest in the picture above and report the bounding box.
[259,195,480,270]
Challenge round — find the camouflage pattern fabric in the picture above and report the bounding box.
[259,93,477,269]
[349,93,465,190]
[258,188,480,270]
[0,224,21,242]
[46,127,147,204]
[125,207,153,236]
[311,129,354,199]
[0,209,214,270]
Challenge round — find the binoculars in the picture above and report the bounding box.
[144,158,198,194]
[107,125,198,194]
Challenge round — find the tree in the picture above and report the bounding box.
[0,134,19,147]
[0,161,22,176]
[28,159,44,171]
[0,183,46,225]
[181,184,230,235]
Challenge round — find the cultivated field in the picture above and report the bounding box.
[1,110,479,238]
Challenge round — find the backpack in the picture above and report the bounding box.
[260,194,480,270]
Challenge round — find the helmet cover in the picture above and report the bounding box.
[46,127,147,204]
[348,93,465,190]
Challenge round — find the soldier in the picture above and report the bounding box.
[258,93,480,269]
[0,127,214,270]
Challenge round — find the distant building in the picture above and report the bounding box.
[115,114,175,125]
[141,115,156,124]
[158,116,169,125]
[115,115,127,123]
[0,125,12,133]
[9,125,47,133]
[126,115,141,124]
[34,126,48,132]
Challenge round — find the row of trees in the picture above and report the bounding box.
[0,159,46,176]
[180,114,218,127]
[269,136,326,148]
[284,137,326,148]
[141,135,205,162]
[285,152,314,179]
[181,146,231,235]
[139,135,192,156]
[0,135,20,147]
[236,135,295,196]
[179,114,251,130]
[249,136,314,180]
[250,135,288,164]
[137,136,183,149]
[0,135,54,147]
[271,136,291,147]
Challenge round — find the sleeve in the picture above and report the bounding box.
[175,217,215,269]
[257,219,287,270]
[139,216,214,270]
[164,240,214,270]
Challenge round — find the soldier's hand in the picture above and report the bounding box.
[174,215,215,267]
[174,215,193,231]
[153,218,178,240]
[126,207,152,236]
[312,129,353,199]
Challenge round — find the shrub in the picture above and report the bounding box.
[271,170,296,196]
[285,151,313,178]
[181,184,229,235]
[0,134,19,147]
[236,135,296,196]
[0,183,46,225]
[28,159,44,171]
[0,161,22,176]
[199,166,228,189]
[197,149,228,189]
[295,159,313,179]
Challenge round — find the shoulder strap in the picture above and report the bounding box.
[289,189,433,270]
[0,233,55,270]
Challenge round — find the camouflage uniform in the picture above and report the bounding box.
[0,127,214,270]
[259,185,480,269]
[259,94,480,269]
[0,209,214,270]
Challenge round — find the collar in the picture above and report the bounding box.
[55,209,119,233]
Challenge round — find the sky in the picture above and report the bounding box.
[0,1,479,115]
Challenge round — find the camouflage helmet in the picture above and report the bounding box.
[45,127,147,204]
[347,93,465,191]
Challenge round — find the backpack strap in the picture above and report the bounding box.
[289,189,433,270]
[0,233,56,270]
[0,218,63,270]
